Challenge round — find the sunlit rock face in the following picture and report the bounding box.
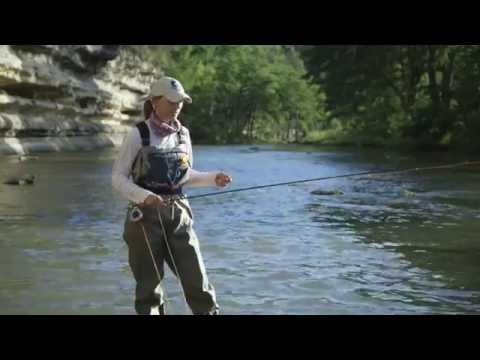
[0,45,160,154]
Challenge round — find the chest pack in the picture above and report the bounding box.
[131,121,191,195]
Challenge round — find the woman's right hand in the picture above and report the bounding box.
[215,172,232,187]
[140,194,166,208]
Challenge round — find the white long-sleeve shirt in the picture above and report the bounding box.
[112,120,218,204]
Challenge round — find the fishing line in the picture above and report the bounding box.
[186,160,480,201]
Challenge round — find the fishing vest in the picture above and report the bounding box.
[131,121,191,196]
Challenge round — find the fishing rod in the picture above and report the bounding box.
[186,160,480,201]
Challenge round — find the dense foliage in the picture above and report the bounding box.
[135,45,480,150]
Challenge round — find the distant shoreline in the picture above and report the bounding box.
[1,134,479,156]
[0,134,123,155]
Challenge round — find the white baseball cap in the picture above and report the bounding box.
[145,76,192,103]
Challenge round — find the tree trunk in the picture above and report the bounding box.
[441,48,457,110]
[427,46,441,116]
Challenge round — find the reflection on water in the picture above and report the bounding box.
[0,145,479,314]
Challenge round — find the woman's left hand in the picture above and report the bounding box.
[215,172,232,187]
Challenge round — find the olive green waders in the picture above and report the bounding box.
[123,197,219,315]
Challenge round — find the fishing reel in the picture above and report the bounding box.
[130,206,144,222]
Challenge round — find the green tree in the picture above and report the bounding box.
[143,45,325,144]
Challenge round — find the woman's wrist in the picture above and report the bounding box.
[187,169,217,187]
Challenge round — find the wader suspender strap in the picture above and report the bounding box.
[177,128,186,145]
[136,122,150,146]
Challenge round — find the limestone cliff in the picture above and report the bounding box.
[0,45,160,154]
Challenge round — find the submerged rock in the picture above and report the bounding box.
[18,155,39,161]
[311,189,344,196]
[3,174,35,185]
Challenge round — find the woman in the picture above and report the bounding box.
[112,76,232,315]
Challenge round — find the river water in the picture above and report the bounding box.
[1,145,479,314]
